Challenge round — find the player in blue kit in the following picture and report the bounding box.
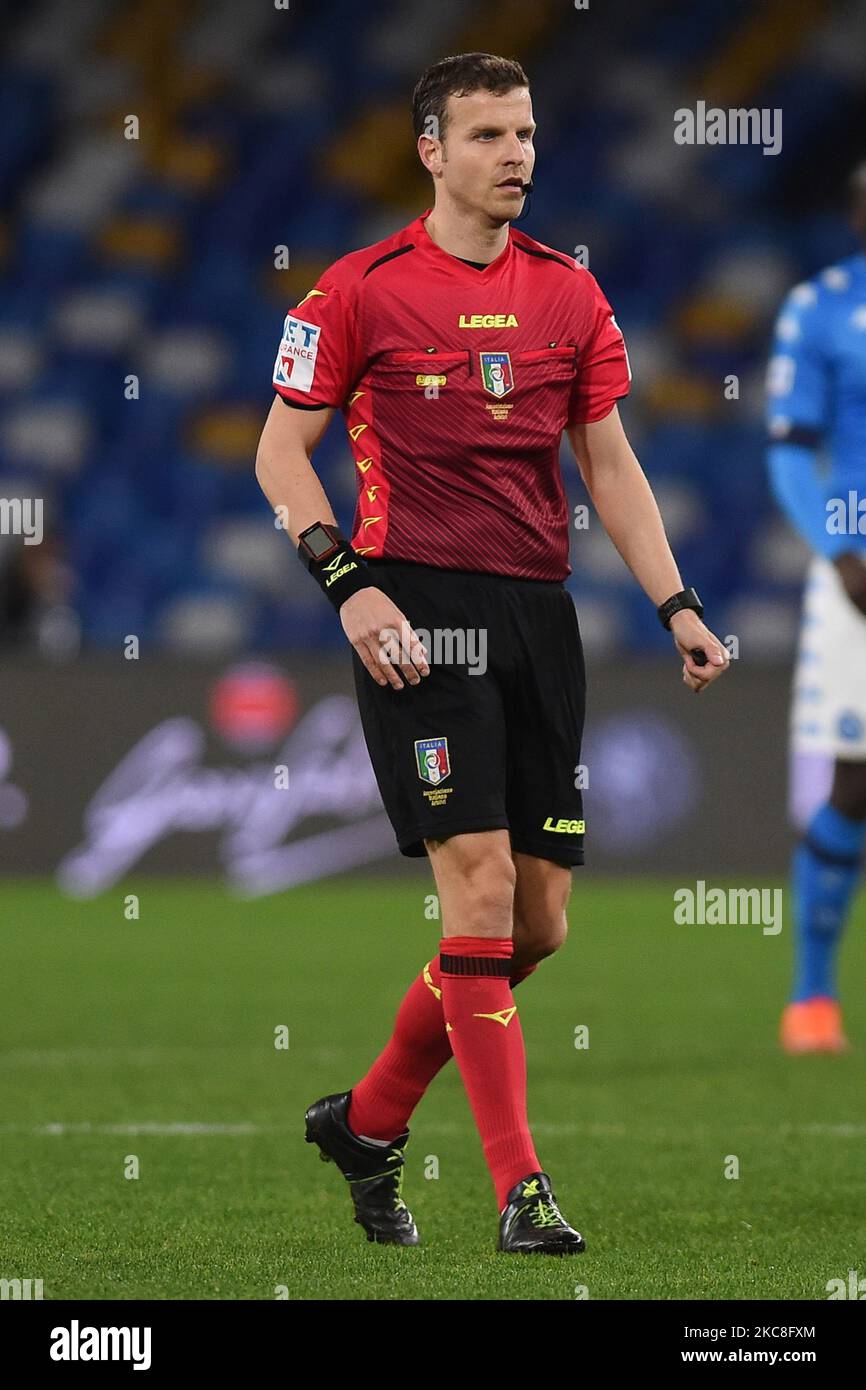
[766,164,866,1052]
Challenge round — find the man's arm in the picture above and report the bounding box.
[565,405,728,693]
[254,399,429,689]
[765,442,866,613]
[763,284,866,616]
[255,396,339,541]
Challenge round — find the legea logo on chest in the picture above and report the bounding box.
[458,314,519,328]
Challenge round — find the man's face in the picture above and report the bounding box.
[425,87,536,223]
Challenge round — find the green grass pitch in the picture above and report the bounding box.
[1,876,864,1301]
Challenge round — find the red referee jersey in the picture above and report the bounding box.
[271,208,632,580]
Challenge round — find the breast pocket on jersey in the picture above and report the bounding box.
[365,350,472,465]
[509,345,578,385]
[368,349,471,397]
[481,345,577,438]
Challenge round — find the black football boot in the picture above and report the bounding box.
[498,1171,586,1254]
[304,1089,419,1246]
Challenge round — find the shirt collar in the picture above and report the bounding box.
[413,207,514,277]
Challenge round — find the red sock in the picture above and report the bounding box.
[438,936,541,1210]
[347,954,537,1143]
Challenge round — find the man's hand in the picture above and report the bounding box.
[833,552,866,617]
[669,609,730,694]
[340,587,430,689]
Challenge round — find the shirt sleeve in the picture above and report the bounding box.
[271,276,361,409]
[767,440,849,559]
[567,271,633,427]
[765,284,829,446]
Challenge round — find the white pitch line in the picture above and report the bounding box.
[0,1048,265,1067]
[0,1121,865,1138]
[0,1122,263,1136]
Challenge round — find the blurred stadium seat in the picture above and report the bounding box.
[2,0,864,655]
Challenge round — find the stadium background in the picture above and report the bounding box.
[2,0,865,1303]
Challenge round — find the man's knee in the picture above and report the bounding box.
[466,865,516,929]
[513,906,568,963]
[831,760,866,821]
[511,853,572,963]
[427,832,516,936]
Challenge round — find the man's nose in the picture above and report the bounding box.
[503,135,526,162]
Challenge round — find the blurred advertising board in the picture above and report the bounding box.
[0,657,800,893]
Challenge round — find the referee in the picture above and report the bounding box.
[255,53,729,1255]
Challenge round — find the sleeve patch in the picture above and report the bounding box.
[272,313,322,394]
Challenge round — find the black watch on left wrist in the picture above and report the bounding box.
[657,586,703,631]
[657,586,709,668]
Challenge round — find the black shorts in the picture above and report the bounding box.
[351,559,587,866]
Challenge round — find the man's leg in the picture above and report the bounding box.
[783,556,866,1049]
[430,832,570,1210]
[789,760,866,1003]
[346,842,571,1148]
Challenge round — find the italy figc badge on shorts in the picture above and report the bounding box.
[415,737,451,785]
[479,352,514,398]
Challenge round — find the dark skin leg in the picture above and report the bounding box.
[828,169,866,825]
[829,759,866,822]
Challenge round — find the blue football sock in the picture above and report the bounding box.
[791,802,866,1002]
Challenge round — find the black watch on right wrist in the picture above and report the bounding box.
[296,521,374,613]
[297,521,343,565]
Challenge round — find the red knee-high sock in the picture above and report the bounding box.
[438,936,541,1210]
[347,954,537,1143]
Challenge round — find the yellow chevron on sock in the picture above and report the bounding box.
[423,960,441,1000]
[472,1006,517,1028]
